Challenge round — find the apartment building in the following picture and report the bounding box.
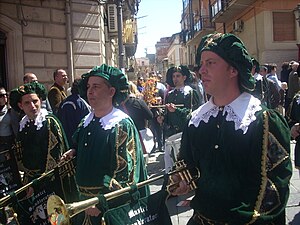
[179,0,300,74]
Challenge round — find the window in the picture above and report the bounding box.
[273,12,296,41]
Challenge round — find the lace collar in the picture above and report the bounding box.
[83,107,129,130]
[169,85,192,96]
[189,92,262,134]
[19,108,48,131]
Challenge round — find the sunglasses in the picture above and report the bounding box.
[0,93,7,98]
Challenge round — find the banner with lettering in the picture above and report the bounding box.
[12,173,65,225]
[102,189,172,225]
[0,149,22,198]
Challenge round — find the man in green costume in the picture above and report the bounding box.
[170,33,292,224]
[62,64,149,225]
[9,82,73,224]
[159,65,200,172]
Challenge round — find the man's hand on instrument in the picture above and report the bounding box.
[26,186,34,198]
[85,206,101,217]
[60,149,76,162]
[166,103,176,112]
[168,173,190,196]
[291,123,300,139]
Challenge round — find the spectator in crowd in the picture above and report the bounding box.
[120,81,154,154]
[252,60,281,109]
[280,61,290,83]
[57,78,91,145]
[61,64,149,225]
[48,69,68,115]
[0,87,16,151]
[287,61,300,110]
[23,72,52,112]
[170,33,292,225]
[290,92,300,176]
[23,73,38,83]
[193,66,206,105]
[266,63,282,91]
[148,73,166,152]
[265,63,287,114]
[136,76,145,93]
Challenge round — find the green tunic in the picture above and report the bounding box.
[180,92,292,224]
[72,108,149,224]
[164,85,200,137]
[13,109,75,225]
[15,109,69,182]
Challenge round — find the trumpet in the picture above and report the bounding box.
[0,158,75,208]
[47,160,200,225]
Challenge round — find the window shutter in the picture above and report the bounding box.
[273,12,296,41]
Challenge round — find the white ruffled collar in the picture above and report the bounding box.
[189,92,262,134]
[169,85,193,96]
[19,108,48,131]
[83,107,129,130]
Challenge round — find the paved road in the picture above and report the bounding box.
[147,141,300,225]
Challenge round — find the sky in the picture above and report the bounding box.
[135,0,182,58]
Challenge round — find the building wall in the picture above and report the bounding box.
[179,0,300,75]
[0,0,115,90]
[231,0,299,74]
[167,34,181,66]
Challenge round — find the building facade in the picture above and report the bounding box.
[179,0,300,75]
[0,0,139,90]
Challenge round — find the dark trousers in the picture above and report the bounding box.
[150,119,164,150]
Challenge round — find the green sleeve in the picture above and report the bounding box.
[105,118,150,196]
[233,109,292,224]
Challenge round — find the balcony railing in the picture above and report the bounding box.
[211,0,233,17]
[211,0,256,23]
[180,15,215,43]
[194,16,215,32]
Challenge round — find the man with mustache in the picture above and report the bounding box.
[62,64,149,225]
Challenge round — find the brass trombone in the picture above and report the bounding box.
[0,158,75,208]
[47,161,200,225]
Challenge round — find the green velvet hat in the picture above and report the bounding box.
[9,81,47,112]
[165,65,192,87]
[79,64,129,105]
[196,33,255,92]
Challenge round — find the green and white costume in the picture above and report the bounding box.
[16,108,68,182]
[72,107,149,225]
[180,92,292,225]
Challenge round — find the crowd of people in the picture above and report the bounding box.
[0,32,299,225]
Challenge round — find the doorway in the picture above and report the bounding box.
[0,30,7,89]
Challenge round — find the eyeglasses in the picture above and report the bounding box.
[0,93,7,98]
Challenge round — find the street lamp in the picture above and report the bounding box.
[294,3,300,26]
[116,0,124,70]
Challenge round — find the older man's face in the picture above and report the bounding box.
[24,73,38,83]
[86,76,115,112]
[55,70,68,86]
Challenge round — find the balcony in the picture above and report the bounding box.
[181,15,215,45]
[194,16,215,33]
[211,0,256,23]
